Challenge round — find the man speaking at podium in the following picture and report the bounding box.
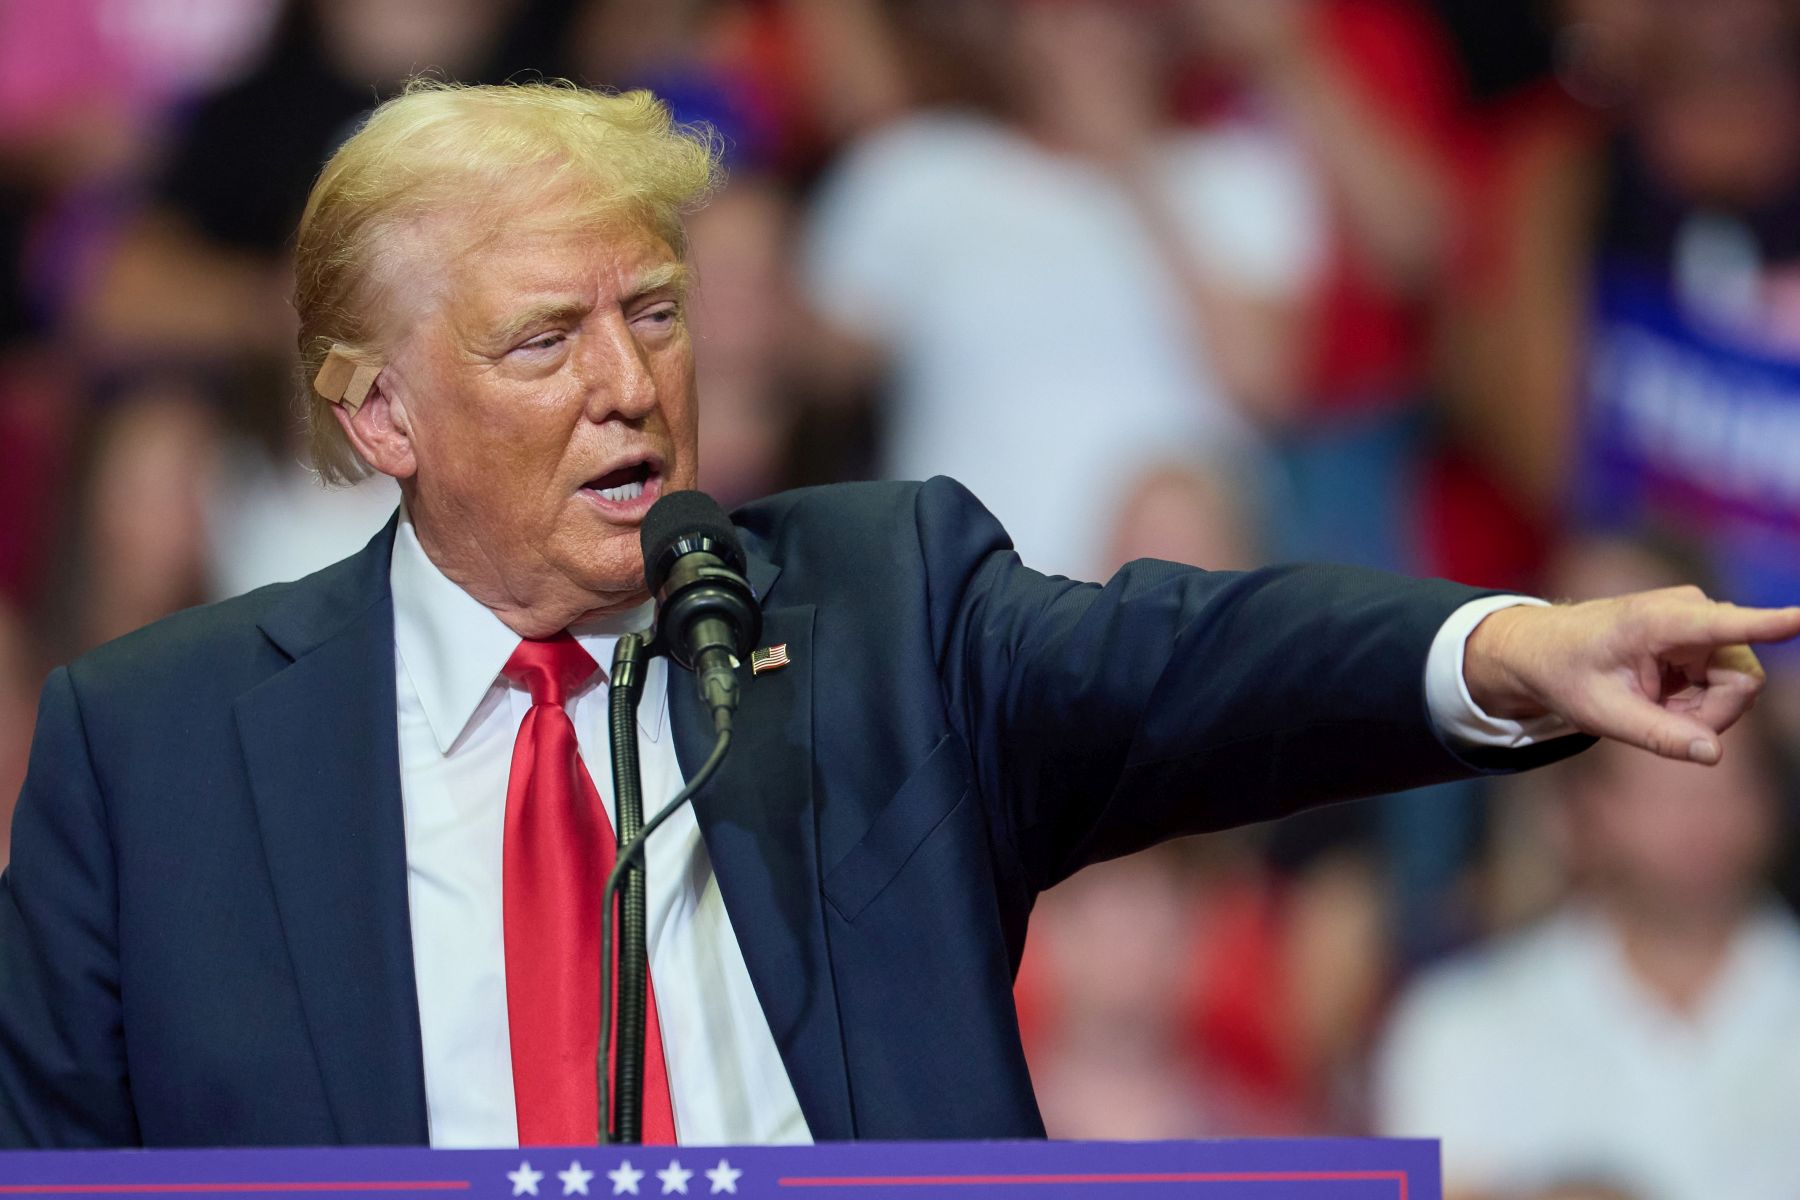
[2,82,1796,1150]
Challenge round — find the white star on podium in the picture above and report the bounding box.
[703,1160,741,1195]
[559,1161,595,1195]
[508,1161,545,1196]
[655,1160,693,1194]
[607,1160,646,1196]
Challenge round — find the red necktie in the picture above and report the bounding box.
[502,633,677,1145]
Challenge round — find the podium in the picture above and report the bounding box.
[0,1139,1438,1198]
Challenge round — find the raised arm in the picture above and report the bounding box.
[910,478,1569,890]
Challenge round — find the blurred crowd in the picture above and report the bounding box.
[5,0,1800,1196]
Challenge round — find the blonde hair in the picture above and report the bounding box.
[293,79,724,483]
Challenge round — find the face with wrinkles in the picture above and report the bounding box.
[340,194,699,636]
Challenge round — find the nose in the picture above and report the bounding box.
[579,310,659,423]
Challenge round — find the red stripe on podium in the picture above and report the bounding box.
[779,1170,1407,1196]
[0,1183,469,1195]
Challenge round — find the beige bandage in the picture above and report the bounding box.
[313,345,380,413]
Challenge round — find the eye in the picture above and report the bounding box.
[634,302,681,330]
[518,332,566,353]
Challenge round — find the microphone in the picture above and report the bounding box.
[640,490,761,733]
[602,492,752,1142]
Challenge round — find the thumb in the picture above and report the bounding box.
[1591,689,1722,764]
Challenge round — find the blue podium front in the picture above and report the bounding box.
[0,1140,1437,1198]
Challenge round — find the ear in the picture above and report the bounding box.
[333,370,417,480]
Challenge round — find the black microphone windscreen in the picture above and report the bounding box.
[640,490,746,593]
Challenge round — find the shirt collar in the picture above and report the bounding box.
[390,506,666,755]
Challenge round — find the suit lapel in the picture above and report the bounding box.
[669,552,854,1139]
[234,519,429,1145]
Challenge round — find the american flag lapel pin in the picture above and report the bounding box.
[750,643,790,675]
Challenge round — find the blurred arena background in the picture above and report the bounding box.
[5,1,1800,1196]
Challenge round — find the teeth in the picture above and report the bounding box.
[597,479,645,502]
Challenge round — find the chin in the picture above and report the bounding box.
[567,545,650,601]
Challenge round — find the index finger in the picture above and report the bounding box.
[1662,602,1800,649]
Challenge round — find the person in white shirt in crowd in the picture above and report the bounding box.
[1377,538,1800,1200]
[801,0,1321,580]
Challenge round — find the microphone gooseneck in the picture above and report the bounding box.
[602,632,651,1145]
[598,722,731,1144]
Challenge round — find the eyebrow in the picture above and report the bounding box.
[624,262,692,302]
[486,264,693,347]
[490,300,592,348]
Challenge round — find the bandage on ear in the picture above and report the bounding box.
[313,344,380,413]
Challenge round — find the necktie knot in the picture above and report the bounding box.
[503,633,601,708]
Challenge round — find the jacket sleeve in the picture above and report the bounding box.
[0,667,140,1146]
[910,476,1583,892]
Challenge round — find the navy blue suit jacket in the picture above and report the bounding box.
[0,478,1577,1146]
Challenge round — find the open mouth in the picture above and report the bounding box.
[581,459,661,507]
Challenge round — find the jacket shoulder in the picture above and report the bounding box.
[733,477,1009,574]
[733,478,929,542]
[70,584,293,692]
[64,534,389,712]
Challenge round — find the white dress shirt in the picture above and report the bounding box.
[388,508,1563,1147]
[391,512,809,1147]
